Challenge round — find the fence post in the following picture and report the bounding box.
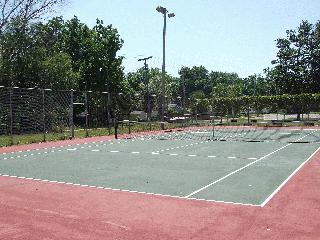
[9,87,13,145]
[107,92,111,135]
[70,90,74,139]
[42,89,46,142]
[85,91,89,137]
[247,104,250,125]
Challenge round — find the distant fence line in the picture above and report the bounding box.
[0,86,165,143]
[0,86,319,145]
[0,87,116,141]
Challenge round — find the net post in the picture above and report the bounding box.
[210,115,215,140]
[69,89,74,139]
[128,120,131,134]
[42,89,46,142]
[114,118,118,139]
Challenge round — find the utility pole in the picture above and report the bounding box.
[138,56,153,122]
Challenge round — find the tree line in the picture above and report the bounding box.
[0,0,319,116]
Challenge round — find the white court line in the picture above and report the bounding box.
[185,131,317,199]
[0,139,124,159]
[67,148,77,151]
[0,173,260,207]
[261,146,320,207]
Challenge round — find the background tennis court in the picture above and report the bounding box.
[1,128,319,206]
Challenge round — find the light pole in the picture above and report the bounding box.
[156,6,175,125]
[138,56,153,122]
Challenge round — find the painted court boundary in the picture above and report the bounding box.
[261,145,320,207]
[0,173,261,207]
[0,142,318,209]
[0,131,318,208]
[185,131,318,200]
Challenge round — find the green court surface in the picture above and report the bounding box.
[0,135,319,206]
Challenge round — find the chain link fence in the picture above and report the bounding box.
[0,86,168,146]
[0,87,121,146]
[1,86,319,146]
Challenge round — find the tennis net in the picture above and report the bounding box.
[116,121,320,144]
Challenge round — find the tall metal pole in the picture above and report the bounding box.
[157,6,175,128]
[138,56,153,122]
[161,12,166,123]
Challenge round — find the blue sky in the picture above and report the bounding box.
[62,0,320,77]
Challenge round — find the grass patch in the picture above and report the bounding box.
[0,128,114,148]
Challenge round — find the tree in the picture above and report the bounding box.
[242,74,269,96]
[124,67,179,116]
[0,16,78,88]
[64,17,124,93]
[310,21,320,93]
[178,66,210,97]
[0,0,66,35]
[0,16,125,92]
[269,20,320,95]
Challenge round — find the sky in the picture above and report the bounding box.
[61,0,320,78]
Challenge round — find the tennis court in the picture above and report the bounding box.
[1,127,319,206]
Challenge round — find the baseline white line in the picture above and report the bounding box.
[261,146,320,207]
[0,173,260,207]
[185,131,316,199]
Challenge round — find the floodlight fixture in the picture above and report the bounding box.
[156,6,167,14]
[138,56,153,62]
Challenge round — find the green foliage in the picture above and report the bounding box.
[0,16,124,92]
[41,52,79,89]
[212,93,320,117]
[267,20,320,95]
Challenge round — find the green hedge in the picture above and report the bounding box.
[211,93,320,116]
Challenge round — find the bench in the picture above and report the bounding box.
[271,120,283,126]
[304,121,315,126]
